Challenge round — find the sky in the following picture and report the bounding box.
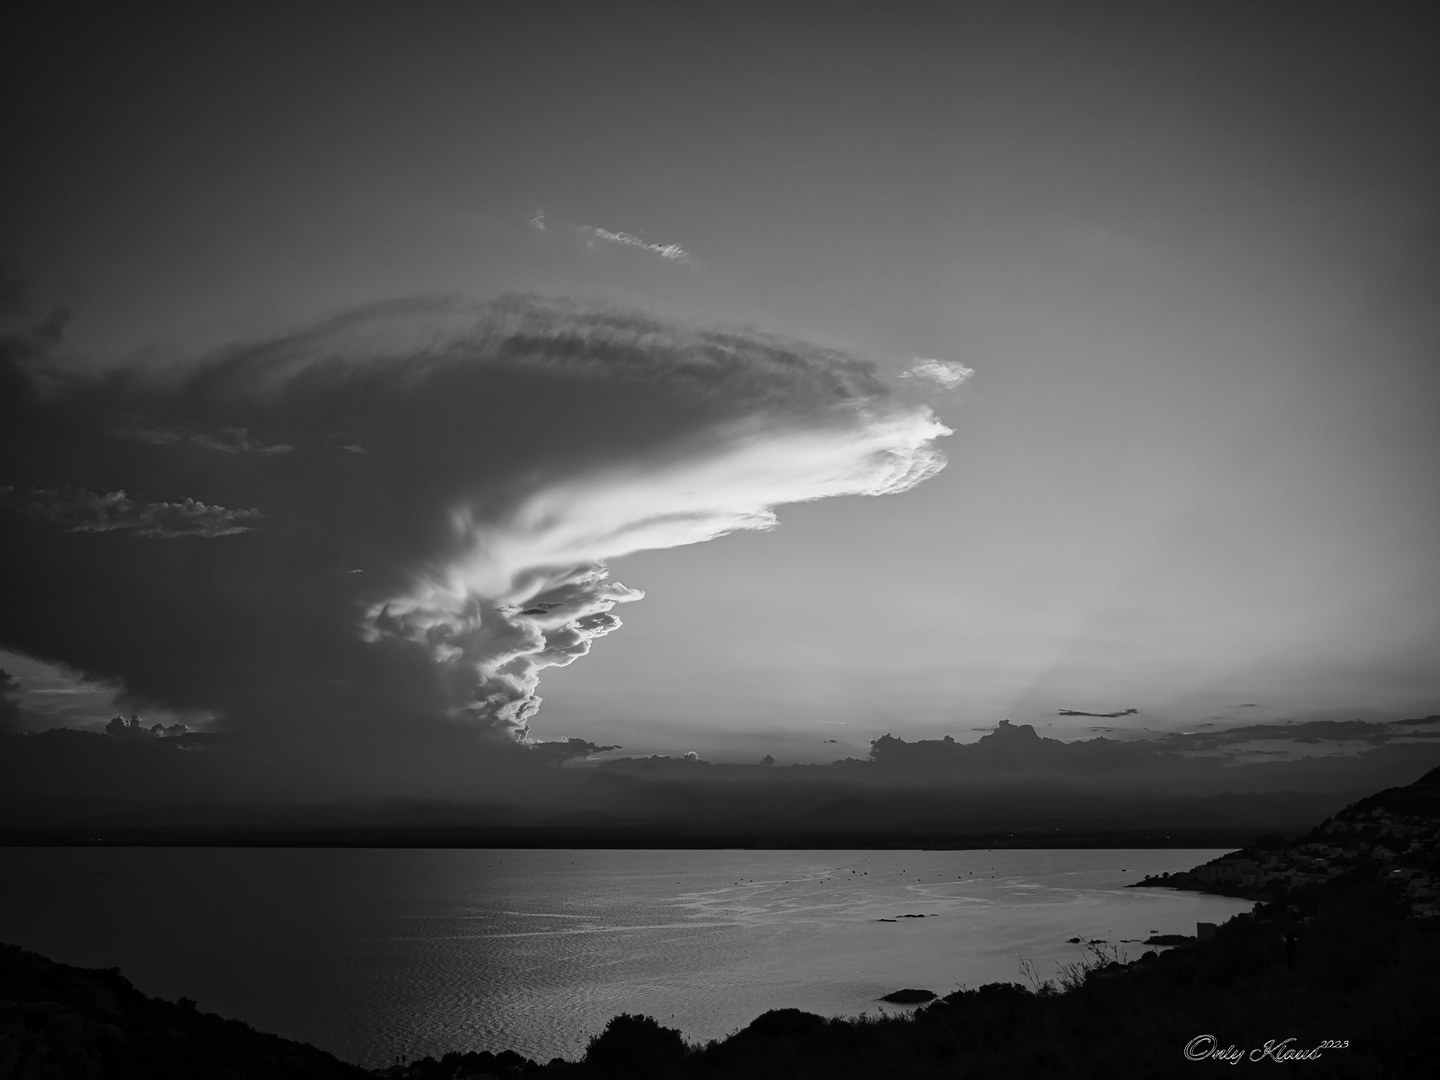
[2,3,1438,816]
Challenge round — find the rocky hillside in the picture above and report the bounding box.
[1134,765,1440,913]
[0,943,369,1080]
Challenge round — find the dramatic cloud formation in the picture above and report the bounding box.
[899,359,974,390]
[0,292,951,799]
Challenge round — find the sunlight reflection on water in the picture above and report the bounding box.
[0,847,1252,1067]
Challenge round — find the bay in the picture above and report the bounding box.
[0,846,1251,1067]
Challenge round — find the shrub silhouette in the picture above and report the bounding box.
[732,1008,827,1043]
[584,1013,688,1077]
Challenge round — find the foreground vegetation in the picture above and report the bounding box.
[0,943,366,1079]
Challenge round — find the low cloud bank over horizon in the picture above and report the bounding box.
[4,708,1438,832]
[0,291,952,801]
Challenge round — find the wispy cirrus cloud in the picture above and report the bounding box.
[1143,717,1440,764]
[0,486,262,538]
[576,224,687,261]
[119,421,292,454]
[900,358,974,390]
[530,210,690,262]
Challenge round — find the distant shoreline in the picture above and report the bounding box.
[0,825,1266,851]
[1126,878,1266,902]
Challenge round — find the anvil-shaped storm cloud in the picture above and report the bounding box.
[0,295,952,762]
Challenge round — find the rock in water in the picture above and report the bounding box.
[881,988,937,1004]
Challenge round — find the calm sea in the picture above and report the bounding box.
[0,847,1251,1067]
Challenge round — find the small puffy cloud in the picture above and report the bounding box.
[106,713,192,739]
[0,486,261,538]
[899,358,974,390]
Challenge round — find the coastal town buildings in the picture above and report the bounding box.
[1137,770,1440,917]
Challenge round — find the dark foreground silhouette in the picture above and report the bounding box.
[5,770,1438,1078]
[0,943,366,1079]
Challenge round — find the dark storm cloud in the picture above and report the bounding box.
[0,670,19,735]
[0,293,950,804]
[1057,707,1138,718]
